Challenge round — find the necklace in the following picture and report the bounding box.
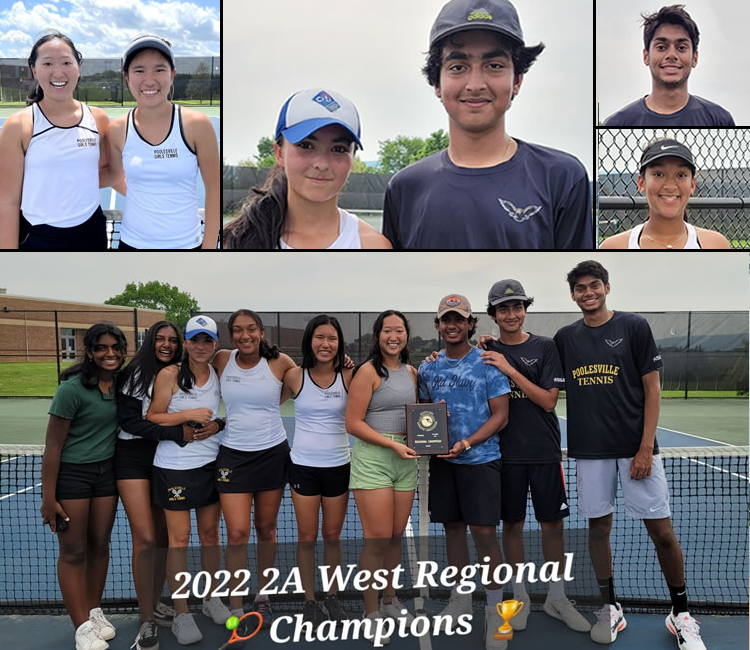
[641,226,687,249]
[445,348,472,367]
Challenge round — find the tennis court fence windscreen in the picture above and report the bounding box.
[1,444,747,616]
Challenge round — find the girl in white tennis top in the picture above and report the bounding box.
[107,35,220,249]
[0,32,122,250]
[211,310,296,624]
[224,88,391,250]
[147,315,231,645]
[281,315,353,626]
[600,138,730,250]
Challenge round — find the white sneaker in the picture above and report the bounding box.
[75,621,108,650]
[362,611,391,646]
[171,613,203,645]
[379,597,415,625]
[591,602,627,644]
[665,612,707,650]
[201,597,231,625]
[507,596,530,631]
[153,602,175,628]
[543,595,591,632]
[483,605,508,650]
[438,591,473,619]
[89,607,116,641]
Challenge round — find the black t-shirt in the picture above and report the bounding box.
[602,95,735,127]
[553,311,663,459]
[487,334,565,463]
[382,141,593,250]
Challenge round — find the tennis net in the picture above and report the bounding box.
[1,444,747,615]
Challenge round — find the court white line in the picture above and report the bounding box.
[684,457,749,482]
[0,482,42,500]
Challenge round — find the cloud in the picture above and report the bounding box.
[0,0,218,57]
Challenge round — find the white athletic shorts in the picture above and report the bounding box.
[576,455,671,519]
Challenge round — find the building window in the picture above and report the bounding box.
[60,328,76,360]
[137,330,146,350]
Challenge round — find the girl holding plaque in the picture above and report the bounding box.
[345,310,418,639]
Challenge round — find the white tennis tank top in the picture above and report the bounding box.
[290,370,350,467]
[279,209,363,249]
[120,104,201,249]
[220,351,287,451]
[21,101,100,227]
[153,365,222,469]
[628,222,701,249]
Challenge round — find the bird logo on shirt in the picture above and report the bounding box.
[605,338,623,348]
[498,198,542,223]
[521,357,538,366]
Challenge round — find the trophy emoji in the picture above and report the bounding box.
[494,599,524,641]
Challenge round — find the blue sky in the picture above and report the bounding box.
[0,0,219,58]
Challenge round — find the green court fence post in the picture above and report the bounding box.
[54,310,61,385]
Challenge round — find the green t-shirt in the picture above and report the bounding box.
[48,374,118,464]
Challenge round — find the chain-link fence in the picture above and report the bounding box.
[199,310,748,396]
[597,129,750,248]
[0,56,220,106]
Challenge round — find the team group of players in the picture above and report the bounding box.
[39,260,707,650]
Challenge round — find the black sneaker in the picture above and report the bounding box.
[253,598,274,629]
[302,600,326,628]
[153,602,175,628]
[134,620,159,650]
[322,594,348,621]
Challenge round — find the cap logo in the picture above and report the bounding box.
[312,91,340,113]
[467,8,493,20]
[504,287,514,295]
[445,296,462,307]
[660,145,678,150]
[196,317,207,326]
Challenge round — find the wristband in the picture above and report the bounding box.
[461,439,471,451]
[213,418,226,432]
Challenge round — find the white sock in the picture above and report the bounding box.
[230,607,244,618]
[486,588,503,610]
[548,579,566,600]
[512,580,529,601]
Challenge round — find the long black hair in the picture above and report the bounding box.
[117,320,181,398]
[228,309,281,359]
[301,315,345,371]
[224,164,289,249]
[27,32,82,105]
[60,322,127,388]
[362,310,411,379]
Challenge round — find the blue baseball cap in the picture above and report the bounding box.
[184,315,218,341]
[274,88,363,150]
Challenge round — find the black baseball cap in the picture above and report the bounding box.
[639,139,695,173]
[488,279,528,305]
[430,0,525,48]
[122,35,175,70]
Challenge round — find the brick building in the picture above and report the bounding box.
[0,291,165,363]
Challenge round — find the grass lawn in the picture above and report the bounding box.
[0,362,74,397]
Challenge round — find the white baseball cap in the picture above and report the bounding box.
[184,315,218,341]
[274,88,363,150]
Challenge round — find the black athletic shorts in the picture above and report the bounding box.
[290,462,350,498]
[56,457,118,500]
[215,441,290,493]
[428,456,501,526]
[501,462,570,523]
[152,461,219,511]
[19,206,107,250]
[114,437,158,481]
[117,241,201,251]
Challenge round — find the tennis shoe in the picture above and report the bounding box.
[89,607,116,640]
[507,596,530,631]
[543,595,591,632]
[253,598,274,629]
[591,602,626,644]
[438,591,473,620]
[665,612,706,650]
[302,600,327,628]
[483,605,508,650]
[153,602,175,628]
[322,594,348,621]
[362,611,391,646]
[379,597,414,625]
[171,613,202,645]
[75,621,109,650]
[131,620,158,650]
[202,597,231,625]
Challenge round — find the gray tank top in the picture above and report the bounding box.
[364,363,415,434]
